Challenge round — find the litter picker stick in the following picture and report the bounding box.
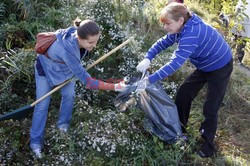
[0,38,131,121]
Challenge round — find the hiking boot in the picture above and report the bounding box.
[59,127,68,133]
[197,142,216,158]
[197,150,215,158]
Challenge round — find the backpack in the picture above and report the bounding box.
[35,32,65,64]
[35,32,56,54]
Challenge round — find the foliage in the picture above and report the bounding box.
[1,68,249,165]
[0,0,66,50]
[0,49,35,112]
[73,0,143,83]
[0,2,5,23]
[194,0,250,65]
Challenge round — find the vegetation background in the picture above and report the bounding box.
[0,0,249,165]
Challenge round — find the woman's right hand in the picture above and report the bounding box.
[136,58,151,73]
[114,81,128,92]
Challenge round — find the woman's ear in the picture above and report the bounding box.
[179,17,185,24]
[77,37,84,48]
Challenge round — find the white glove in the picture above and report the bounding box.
[114,81,128,92]
[136,58,151,73]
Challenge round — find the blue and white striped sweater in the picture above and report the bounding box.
[146,14,232,83]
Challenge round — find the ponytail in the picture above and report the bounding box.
[74,18,82,27]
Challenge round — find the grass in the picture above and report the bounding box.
[0,64,249,165]
[217,66,250,166]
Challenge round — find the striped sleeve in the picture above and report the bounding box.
[145,34,176,61]
[148,32,199,83]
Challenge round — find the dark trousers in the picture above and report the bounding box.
[175,59,233,154]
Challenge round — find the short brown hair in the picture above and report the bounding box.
[160,2,191,24]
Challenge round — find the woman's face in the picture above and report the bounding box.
[163,15,184,34]
[78,34,100,51]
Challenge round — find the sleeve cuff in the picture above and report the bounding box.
[148,73,161,84]
[85,77,100,89]
[144,54,153,61]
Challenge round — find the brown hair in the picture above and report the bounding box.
[73,18,100,39]
[160,2,191,24]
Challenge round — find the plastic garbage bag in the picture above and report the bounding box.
[114,72,183,143]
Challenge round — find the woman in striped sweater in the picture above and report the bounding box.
[136,2,233,157]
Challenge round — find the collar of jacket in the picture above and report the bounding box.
[179,13,203,35]
[55,27,79,56]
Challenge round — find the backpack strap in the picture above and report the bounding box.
[44,52,65,64]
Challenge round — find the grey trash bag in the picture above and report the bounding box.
[114,72,183,143]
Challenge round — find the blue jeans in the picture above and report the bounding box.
[30,69,75,149]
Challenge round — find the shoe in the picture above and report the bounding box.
[196,144,215,158]
[196,136,216,158]
[58,124,68,133]
[32,148,42,159]
[197,150,211,158]
[59,127,68,133]
[58,125,68,134]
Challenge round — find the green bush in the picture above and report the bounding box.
[0,49,35,112]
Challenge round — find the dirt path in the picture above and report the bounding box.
[234,63,250,106]
[235,63,250,77]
